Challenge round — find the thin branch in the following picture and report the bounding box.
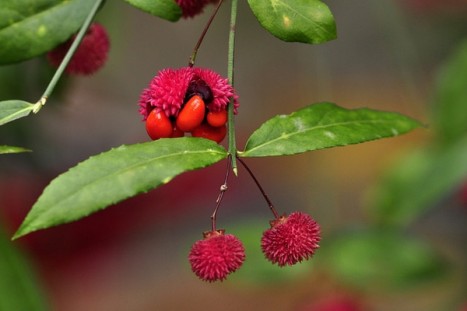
[211,155,232,231]
[188,0,225,67]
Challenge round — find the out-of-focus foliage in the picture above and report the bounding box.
[318,228,447,290]
[370,39,467,227]
[0,0,95,64]
[0,224,48,311]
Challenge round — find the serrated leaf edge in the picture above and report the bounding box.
[13,142,227,239]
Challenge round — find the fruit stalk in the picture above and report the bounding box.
[211,154,232,231]
[188,0,225,67]
[237,156,280,219]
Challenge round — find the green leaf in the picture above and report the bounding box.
[13,138,227,239]
[123,0,182,22]
[240,102,421,157]
[319,228,447,290]
[247,0,336,44]
[0,0,95,64]
[369,136,467,227]
[0,100,35,126]
[433,39,467,145]
[0,225,48,311]
[0,145,31,154]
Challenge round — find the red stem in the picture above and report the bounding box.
[188,0,225,67]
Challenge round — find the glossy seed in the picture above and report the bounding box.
[176,95,206,132]
[145,109,173,140]
[192,123,227,143]
[206,110,228,127]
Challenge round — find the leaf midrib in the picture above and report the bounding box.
[42,147,226,204]
[0,145,31,154]
[24,148,226,229]
[0,104,33,125]
[244,118,405,154]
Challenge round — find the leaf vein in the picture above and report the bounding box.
[38,148,225,209]
[246,118,406,154]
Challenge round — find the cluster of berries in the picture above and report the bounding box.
[189,212,321,282]
[145,95,227,142]
[45,24,235,144]
[45,11,321,284]
[139,67,238,143]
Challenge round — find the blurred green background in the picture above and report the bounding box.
[1,0,466,310]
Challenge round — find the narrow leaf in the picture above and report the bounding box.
[0,100,35,126]
[319,229,447,290]
[0,0,95,64]
[369,137,467,227]
[0,226,48,311]
[433,39,467,145]
[240,102,421,157]
[13,138,227,239]
[0,145,31,154]
[123,0,182,22]
[247,0,336,44]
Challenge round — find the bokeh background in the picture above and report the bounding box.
[1,0,466,310]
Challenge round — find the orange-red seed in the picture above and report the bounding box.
[191,123,227,143]
[206,110,228,128]
[176,95,206,132]
[145,109,173,140]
